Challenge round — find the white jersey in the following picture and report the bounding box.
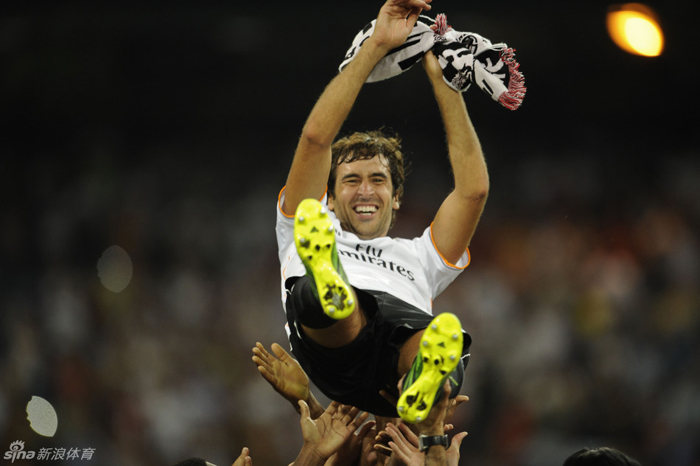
[277,189,470,315]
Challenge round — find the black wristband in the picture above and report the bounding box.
[418,434,448,452]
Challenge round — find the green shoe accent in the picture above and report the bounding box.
[294,198,355,320]
[397,312,463,423]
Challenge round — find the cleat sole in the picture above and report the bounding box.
[397,313,463,423]
[294,199,355,320]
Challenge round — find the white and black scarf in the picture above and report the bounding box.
[339,14,526,110]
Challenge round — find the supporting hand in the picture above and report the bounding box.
[445,432,468,466]
[252,342,324,417]
[445,394,469,425]
[326,418,377,466]
[232,447,252,466]
[297,401,371,465]
[382,422,423,466]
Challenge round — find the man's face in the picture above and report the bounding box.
[328,154,400,240]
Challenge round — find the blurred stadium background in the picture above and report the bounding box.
[1,1,699,465]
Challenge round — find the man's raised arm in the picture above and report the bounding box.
[423,51,490,265]
[282,0,433,217]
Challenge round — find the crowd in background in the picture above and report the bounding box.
[1,135,698,465]
[2,3,700,465]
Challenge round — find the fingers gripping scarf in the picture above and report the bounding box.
[339,14,526,110]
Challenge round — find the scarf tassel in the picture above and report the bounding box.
[434,13,451,36]
[498,47,527,110]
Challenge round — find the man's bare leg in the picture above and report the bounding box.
[397,330,425,375]
[302,300,367,348]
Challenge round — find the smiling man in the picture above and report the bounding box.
[276,0,489,422]
[328,151,399,240]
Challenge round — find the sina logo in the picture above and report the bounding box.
[4,441,35,463]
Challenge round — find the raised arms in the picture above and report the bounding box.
[423,51,489,265]
[282,0,433,216]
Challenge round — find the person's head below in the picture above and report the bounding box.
[171,458,217,466]
[328,129,407,240]
[563,447,642,466]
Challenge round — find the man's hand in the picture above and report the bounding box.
[232,447,252,466]
[371,415,400,457]
[298,401,371,463]
[445,432,468,466]
[326,417,377,466]
[360,421,380,466]
[371,0,432,51]
[444,394,469,425]
[252,342,310,409]
[382,422,423,466]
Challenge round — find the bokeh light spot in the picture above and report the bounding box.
[607,3,664,56]
[97,245,133,293]
[26,396,58,437]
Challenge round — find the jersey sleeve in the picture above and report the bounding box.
[276,187,296,265]
[413,224,470,298]
[276,187,330,301]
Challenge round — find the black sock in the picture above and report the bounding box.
[289,277,337,329]
[447,357,466,398]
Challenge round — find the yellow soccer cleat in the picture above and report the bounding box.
[294,198,355,320]
[397,312,463,423]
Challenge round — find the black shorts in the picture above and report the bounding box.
[285,283,472,417]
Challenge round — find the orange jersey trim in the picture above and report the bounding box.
[429,222,471,269]
[278,186,328,218]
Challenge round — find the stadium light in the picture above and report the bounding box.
[607,3,664,57]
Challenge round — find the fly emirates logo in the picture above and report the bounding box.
[339,244,415,281]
